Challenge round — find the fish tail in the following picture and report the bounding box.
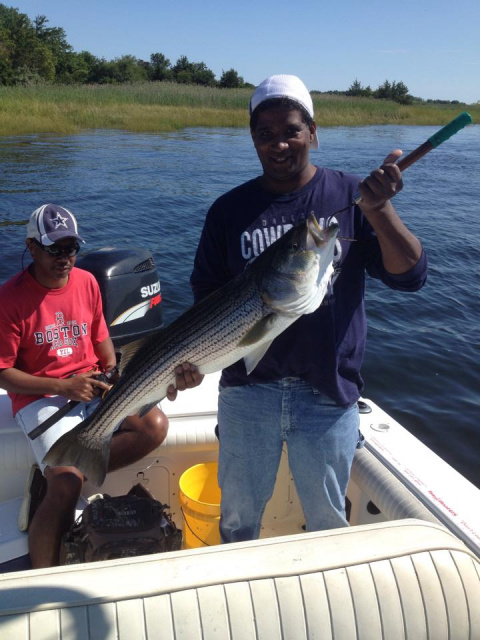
[42,421,111,487]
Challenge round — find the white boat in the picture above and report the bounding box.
[1,373,479,639]
[0,248,479,639]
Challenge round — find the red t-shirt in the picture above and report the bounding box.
[0,267,110,415]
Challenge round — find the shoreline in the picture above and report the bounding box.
[0,83,477,136]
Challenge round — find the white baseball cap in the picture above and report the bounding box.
[249,74,319,148]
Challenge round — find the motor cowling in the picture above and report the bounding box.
[77,247,164,349]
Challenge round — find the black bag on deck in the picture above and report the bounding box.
[60,484,182,564]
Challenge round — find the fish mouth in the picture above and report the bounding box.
[307,213,339,248]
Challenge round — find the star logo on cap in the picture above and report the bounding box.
[51,213,68,229]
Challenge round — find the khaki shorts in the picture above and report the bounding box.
[15,396,102,473]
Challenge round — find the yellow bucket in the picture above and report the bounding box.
[179,462,221,548]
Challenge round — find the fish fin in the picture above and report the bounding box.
[238,315,276,347]
[117,337,150,375]
[43,421,111,487]
[243,342,273,375]
[138,401,159,418]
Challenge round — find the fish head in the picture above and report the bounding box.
[256,213,339,316]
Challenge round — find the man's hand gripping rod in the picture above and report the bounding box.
[327,111,473,223]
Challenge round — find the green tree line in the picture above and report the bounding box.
[321,78,465,106]
[0,4,252,88]
[346,78,412,104]
[0,4,469,105]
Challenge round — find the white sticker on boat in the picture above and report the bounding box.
[111,300,151,325]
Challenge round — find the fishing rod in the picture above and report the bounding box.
[28,368,118,441]
[327,111,474,222]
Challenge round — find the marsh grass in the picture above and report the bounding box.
[0,82,477,135]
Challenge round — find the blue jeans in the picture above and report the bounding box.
[217,379,360,543]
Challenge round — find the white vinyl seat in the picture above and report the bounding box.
[0,519,479,639]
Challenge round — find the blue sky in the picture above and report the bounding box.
[10,0,480,104]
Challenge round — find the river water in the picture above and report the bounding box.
[1,124,479,488]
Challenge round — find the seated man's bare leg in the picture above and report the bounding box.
[108,406,168,472]
[28,407,167,568]
[28,466,83,569]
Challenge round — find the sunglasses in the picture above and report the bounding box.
[33,239,80,258]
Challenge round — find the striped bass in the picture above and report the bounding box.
[44,214,339,485]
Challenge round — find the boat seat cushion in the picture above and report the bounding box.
[0,519,479,639]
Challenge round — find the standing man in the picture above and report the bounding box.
[0,203,200,567]
[191,75,427,543]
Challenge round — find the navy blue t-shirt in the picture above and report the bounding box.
[191,166,427,406]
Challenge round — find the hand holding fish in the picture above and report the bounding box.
[61,371,112,402]
[166,363,204,401]
[357,149,403,215]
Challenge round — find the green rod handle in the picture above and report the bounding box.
[397,111,473,172]
[428,111,473,148]
[343,111,473,212]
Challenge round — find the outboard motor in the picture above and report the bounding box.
[77,247,164,350]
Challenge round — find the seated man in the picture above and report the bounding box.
[0,203,201,568]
